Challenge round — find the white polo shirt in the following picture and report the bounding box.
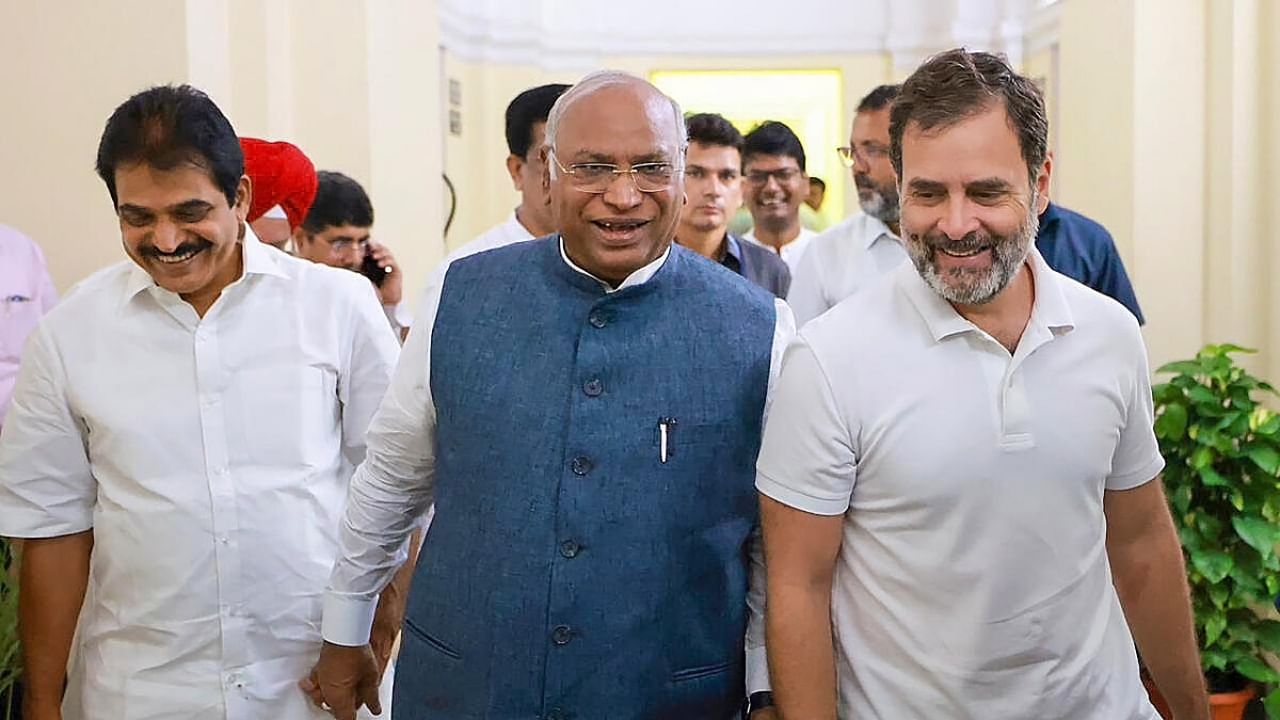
[757,250,1163,719]
[786,212,907,326]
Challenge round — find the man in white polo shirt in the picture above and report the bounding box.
[756,49,1207,720]
[787,85,908,326]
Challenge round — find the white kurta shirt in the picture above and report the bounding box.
[0,230,400,719]
[322,240,796,696]
[743,226,817,276]
[786,212,906,326]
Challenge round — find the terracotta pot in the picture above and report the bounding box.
[1209,684,1256,720]
[1142,672,1256,720]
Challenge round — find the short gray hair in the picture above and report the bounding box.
[544,70,688,162]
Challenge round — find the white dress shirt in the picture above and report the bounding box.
[786,212,906,326]
[0,224,58,428]
[0,230,400,720]
[322,239,795,696]
[743,226,818,276]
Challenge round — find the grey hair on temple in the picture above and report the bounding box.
[543,70,688,158]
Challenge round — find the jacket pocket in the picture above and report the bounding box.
[403,617,461,660]
[671,658,736,683]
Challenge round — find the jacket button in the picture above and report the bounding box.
[583,378,603,397]
[552,625,573,645]
[570,456,593,476]
[588,310,609,328]
[559,540,580,558]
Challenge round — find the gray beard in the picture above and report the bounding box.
[909,195,1039,306]
[859,187,900,225]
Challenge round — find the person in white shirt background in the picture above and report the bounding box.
[424,83,571,302]
[294,171,412,342]
[741,121,817,276]
[756,49,1207,720]
[0,224,58,434]
[788,84,909,326]
[0,84,408,720]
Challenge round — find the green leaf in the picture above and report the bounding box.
[1254,620,1280,653]
[1199,466,1230,488]
[1158,360,1207,376]
[1189,384,1221,405]
[1192,446,1215,470]
[1172,483,1194,515]
[1208,582,1230,609]
[1262,688,1280,720]
[1155,403,1189,441]
[1202,647,1228,671]
[1192,549,1234,583]
[1231,488,1246,511]
[1205,612,1228,645]
[1216,343,1258,355]
[1248,446,1280,476]
[1235,655,1280,683]
[1232,516,1280,559]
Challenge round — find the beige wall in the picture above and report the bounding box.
[439,51,894,249]
[1048,0,1277,385]
[0,0,444,304]
[0,1,189,293]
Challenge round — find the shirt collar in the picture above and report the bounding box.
[723,234,742,263]
[899,247,1076,343]
[862,213,899,250]
[558,237,671,293]
[507,209,537,242]
[122,224,288,306]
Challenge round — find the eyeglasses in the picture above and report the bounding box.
[323,237,369,254]
[837,143,891,167]
[550,152,681,193]
[744,168,802,186]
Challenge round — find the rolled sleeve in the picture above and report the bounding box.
[756,335,857,516]
[0,324,95,537]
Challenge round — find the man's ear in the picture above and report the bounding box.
[506,153,524,192]
[235,175,252,222]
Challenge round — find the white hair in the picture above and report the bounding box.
[544,70,687,175]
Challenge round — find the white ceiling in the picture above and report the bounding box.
[438,0,1060,71]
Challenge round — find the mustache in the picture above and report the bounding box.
[917,230,995,254]
[139,239,212,258]
[854,173,877,190]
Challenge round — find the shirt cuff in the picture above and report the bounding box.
[1106,454,1167,491]
[756,470,850,517]
[321,592,379,646]
[383,302,413,330]
[746,644,771,695]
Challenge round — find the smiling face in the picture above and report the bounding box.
[897,102,1049,306]
[115,161,249,306]
[742,153,806,232]
[545,82,684,286]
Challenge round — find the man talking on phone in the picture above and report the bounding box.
[295,171,411,340]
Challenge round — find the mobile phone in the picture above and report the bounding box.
[361,252,390,287]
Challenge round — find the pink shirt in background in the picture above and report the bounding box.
[0,224,58,427]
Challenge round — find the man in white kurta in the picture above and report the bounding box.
[0,84,401,719]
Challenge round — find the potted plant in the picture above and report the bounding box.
[0,538,20,720]
[1152,344,1280,719]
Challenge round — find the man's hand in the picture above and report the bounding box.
[367,242,402,307]
[369,589,404,678]
[749,708,779,720]
[300,642,383,719]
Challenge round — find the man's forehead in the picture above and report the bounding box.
[744,153,800,170]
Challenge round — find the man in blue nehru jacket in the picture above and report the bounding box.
[308,71,794,720]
